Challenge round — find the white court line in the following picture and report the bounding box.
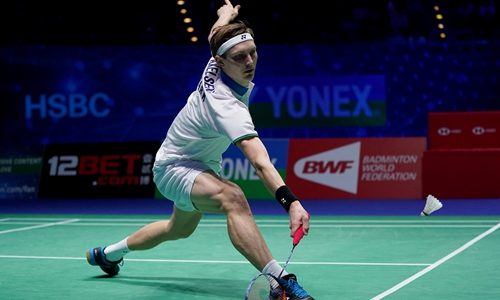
[0,255,430,266]
[299,220,500,223]
[2,217,500,223]
[2,217,167,222]
[371,222,500,300]
[303,225,494,228]
[0,221,493,228]
[0,219,80,234]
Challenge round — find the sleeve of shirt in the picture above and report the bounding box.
[213,96,258,144]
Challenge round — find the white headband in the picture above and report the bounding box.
[216,33,254,56]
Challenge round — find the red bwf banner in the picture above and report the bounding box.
[286,137,426,199]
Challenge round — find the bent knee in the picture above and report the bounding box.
[219,184,250,213]
[167,227,197,240]
[174,230,195,240]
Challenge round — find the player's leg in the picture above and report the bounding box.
[86,161,205,275]
[126,206,203,250]
[190,170,280,272]
[86,206,202,275]
[191,171,315,299]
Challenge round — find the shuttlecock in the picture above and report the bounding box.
[421,194,443,216]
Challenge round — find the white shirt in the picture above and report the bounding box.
[155,57,258,174]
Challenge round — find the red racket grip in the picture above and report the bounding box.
[292,213,310,246]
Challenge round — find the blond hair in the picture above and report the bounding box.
[209,21,254,57]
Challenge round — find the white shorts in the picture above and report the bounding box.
[153,160,212,212]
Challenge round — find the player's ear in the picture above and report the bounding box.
[215,55,225,67]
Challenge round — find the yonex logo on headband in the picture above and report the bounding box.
[217,33,254,56]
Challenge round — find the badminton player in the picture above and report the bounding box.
[86,1,314,299]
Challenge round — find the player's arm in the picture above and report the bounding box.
[236,136,310,236]
[208,0,241,42]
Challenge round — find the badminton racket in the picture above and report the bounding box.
[245,214,310,300]
[279,213,310,278]
[244,273,286,300]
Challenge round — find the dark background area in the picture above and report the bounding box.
[1,0,499,46]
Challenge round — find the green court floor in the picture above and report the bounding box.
[1,214,499,299]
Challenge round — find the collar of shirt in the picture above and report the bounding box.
[221,70,249,98]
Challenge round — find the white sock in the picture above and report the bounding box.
[262,259,288,288]
[103,237,131,262]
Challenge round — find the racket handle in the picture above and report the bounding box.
[292,213,310,246]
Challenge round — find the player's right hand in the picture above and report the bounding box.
[217,0,241,21]
[288,201,310,238]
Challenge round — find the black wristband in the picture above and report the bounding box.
[275,185,298,213]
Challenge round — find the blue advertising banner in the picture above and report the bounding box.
[250,75,386,127]
[3,44,498,157]
[221,139,289,199]
[0,46,207,158]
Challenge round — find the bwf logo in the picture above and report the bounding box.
[293,142,360,194]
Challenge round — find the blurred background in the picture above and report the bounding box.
[1,0,499,203]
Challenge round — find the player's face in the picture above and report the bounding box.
[217,40,258,87]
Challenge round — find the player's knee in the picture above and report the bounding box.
[220,184,250,213]
[165,227,196,240]
[174,229,196,240]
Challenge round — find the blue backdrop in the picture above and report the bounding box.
[2,43,500,157]
[2,43,499,158]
